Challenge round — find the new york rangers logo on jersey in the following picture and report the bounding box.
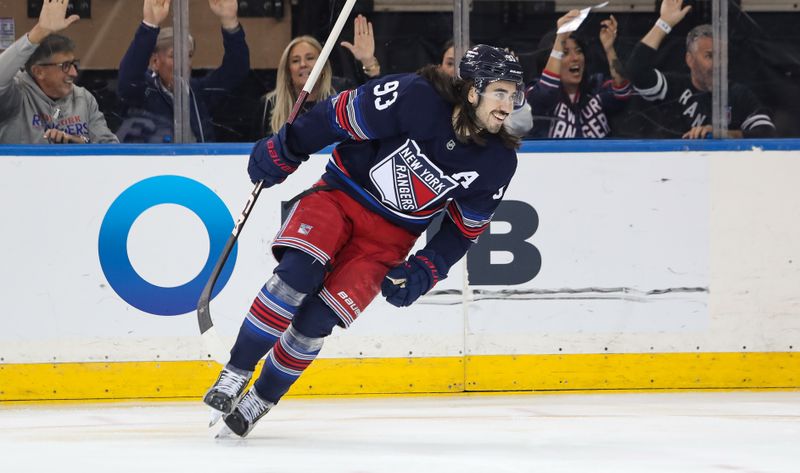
[369,139,458,212]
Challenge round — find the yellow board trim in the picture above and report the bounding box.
[0,352,796,401]
[465,352,798,391]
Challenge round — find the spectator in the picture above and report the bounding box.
[340,14,382,80]
[116,0,249,143]
[626,0,775,139]
[0,0,118,144]
[250,15,381,140]
[527,11,631,139]
[439,39,455,77]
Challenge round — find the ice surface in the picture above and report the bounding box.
[1,391,798,473]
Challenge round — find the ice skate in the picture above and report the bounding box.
[203,365,252,423]
[219,387,275,438]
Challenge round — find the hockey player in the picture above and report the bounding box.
[204,44,524,437]
[626,0,775,139]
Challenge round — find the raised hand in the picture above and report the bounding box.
[143,0,171,26]
[208,0,239,30]
[340,14,375,63]
[556,9,581,36]
[35,0,80,37]
[599,15,618,52]
[659,0,692,28]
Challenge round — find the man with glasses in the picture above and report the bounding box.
[0,0,118,144]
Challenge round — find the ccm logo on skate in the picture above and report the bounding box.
[98,175,237,316]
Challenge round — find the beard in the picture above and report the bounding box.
[481,109,508,134]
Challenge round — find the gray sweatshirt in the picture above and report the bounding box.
[0,34,118,144]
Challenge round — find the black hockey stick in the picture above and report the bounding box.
[197,0,359,364]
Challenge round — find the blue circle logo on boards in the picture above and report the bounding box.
[98,175,237,316]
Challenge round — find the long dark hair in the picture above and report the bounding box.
[417,64,520,149]
[536,31,595,97]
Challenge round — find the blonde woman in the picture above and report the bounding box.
[256,15,380,138]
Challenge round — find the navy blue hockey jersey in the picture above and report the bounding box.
[284,73,518,269]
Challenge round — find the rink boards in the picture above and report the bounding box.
[0,141,798,400]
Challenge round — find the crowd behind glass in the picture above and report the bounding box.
[1,0,797,145]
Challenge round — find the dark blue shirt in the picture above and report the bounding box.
[117,22,249,142]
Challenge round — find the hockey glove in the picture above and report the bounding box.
[381,249,448,307]
[248,125,308,187]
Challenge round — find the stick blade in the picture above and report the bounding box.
[202,326,230,365]
[197,294,214,334]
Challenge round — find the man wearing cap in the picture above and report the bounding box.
[0,0,118,144]
[117,0,249,142]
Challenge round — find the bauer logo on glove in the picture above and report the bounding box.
[247,125,308,187]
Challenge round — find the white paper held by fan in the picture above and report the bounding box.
[556,1,610,34]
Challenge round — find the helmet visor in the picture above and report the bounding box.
[478,84,526,108]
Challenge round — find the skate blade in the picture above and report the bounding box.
[208,409,223,427]
[214,424,234,439]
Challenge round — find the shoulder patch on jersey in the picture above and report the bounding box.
[369,138,458,212]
